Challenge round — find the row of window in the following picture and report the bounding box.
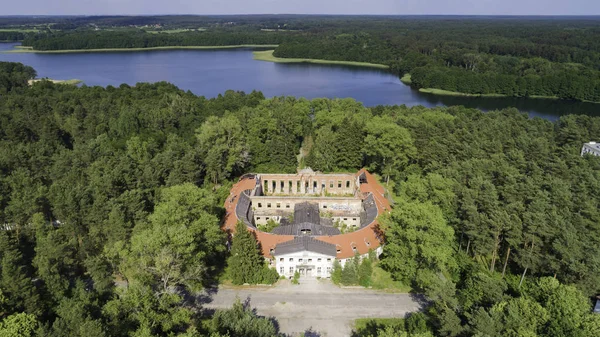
[279,266,332,274]
[280,257,332,263]
[256,202,290,209]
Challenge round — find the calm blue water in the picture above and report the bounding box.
[1,43,598,121]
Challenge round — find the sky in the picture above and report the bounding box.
[3,0,600,16]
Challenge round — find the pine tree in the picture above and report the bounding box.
[341,261,358,285]
[358,257,373,287]
[331,260,343,285]
[0,233,41,317]
[335,118,365,170]
[227,221,266,285]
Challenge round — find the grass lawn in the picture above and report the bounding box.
[4,44,280,54]
[253,50,389,69]
[371,264,412,292]
[400,73,412,84]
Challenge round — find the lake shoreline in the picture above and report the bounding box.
[399,73,599,104]
[418,87,600,104]
[253,50,389,69]
[4,44,280,54]
[1,43,598,120]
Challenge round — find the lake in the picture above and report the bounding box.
[1,43,599,121]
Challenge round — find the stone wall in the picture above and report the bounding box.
[252,196,361,215]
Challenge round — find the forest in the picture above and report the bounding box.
[0,32,26,42]
[9,15,600,102]
[0,61,599,336]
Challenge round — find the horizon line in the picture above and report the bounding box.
[2,14,600,17]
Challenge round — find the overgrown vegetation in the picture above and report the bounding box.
[331,253,375,287]
[257,219,280,233]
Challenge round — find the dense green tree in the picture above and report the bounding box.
[0,312,39,337]
[33,218,79,302]
[211,298,278,337]
[341,260,358,285]
[102,284,195,337]
[331,259,342,285]
[196,115,248,184]
[380,201,456,290]
[358,257,373,287]
[124,184,224,291]
[227,221,277,285]
[490,297,550,337]
[364,117,416,185]
[0,232,41,317]
[49,282,106,337]
[405,312,429,335]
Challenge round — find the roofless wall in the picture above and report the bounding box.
[257,172,358,196]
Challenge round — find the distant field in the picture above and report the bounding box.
[146,28,207,34]
[29,78,82,85]
[0,28,38,32]
[4,44,280,54]
[253,50,389,69]
[260,29,299,32]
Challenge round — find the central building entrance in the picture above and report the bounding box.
[298,266,314,277]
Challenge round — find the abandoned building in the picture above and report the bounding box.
[581,142,600,157]
[225,168,391,279]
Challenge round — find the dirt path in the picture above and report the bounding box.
[202,279,424,337]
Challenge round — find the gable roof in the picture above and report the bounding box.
[273,236,337,257]
[294,202,321,225]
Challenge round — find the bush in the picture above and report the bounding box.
[292,271,300,285]
[405,312,428,335]
[341,261,358,285]
[331,260,342,285]
[257,264,279,284]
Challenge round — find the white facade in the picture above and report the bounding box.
[581,142,600,157]
[274,251,336,278]
[272,245,384,279]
